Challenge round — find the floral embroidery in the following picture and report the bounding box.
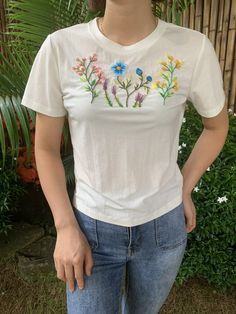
[111,61,127,75]
[151,54,184,105]
[71,53,106,103]
[105,62,153,107]
[71,53,183,108]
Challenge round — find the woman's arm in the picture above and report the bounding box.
[34,113,77,230]
[180,101,229,232]
[35,113,94,291]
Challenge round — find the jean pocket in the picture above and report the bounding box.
[154,201,187,250]
[73,207,99,251]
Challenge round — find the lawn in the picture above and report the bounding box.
[0,256,235,314]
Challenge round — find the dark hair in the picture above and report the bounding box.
[88,0,158,13]
[88,0,106,13]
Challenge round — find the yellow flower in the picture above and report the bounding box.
[151,80,161,89]
[160,61,168,66]
[175,59,184,69]
[159,81,167,88]
[173,81,179,91]
[167,54,174,61]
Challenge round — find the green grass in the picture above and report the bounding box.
[0,256,235,313]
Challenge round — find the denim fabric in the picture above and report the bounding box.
[66,201,187,314]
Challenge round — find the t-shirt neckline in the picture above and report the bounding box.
[88,16,166,54]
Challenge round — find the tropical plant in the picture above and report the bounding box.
[0,0,195,184]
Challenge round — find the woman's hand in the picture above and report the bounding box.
[182,192,196,233]
[53,224,94,292]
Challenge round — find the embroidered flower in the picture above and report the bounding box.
[151,54,184,105]
[109,63,153,107]
[111,61,127,75]
[72,52,106,103]
[136,68,143,76]
[72,52,184,108]
[111,85,117,96]
[133,92,146,108]
[110,83,123,107]
[102,78,113,107]
[103,78,108,91]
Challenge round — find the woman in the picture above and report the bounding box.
[21,0,229,313]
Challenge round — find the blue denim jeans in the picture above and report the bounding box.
[66,201,187,314]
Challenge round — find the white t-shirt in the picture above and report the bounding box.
[21,16,225,227]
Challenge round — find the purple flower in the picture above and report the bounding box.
[111,85,117,96]
[103,78,109,91]
[135,92,146,103]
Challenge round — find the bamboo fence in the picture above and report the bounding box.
[180,0,236,112]
[0,0,235,111]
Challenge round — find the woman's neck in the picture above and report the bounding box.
[98,0,158,46]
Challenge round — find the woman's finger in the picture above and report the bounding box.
[64,263,75,292]
[54,258,66,282]
[74,257,85,290]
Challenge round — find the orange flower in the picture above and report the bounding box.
[161,66,168,71]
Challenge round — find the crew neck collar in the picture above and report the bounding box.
[88,16,166,54]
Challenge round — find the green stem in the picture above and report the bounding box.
[105,90,113,106]
[115,96,123,107]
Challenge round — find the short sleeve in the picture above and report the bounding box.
[21,34,67,117]
[187,34,226,118]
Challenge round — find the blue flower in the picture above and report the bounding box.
[146,75,152,82]
[111,61,127,75]
[136,68,143,76]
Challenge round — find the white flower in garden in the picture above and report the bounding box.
[217,196,228,203]
[194,186,199,192]
[182,117,186,123]
[221,196,228,202]
[178,145,182,151]
[217,197,223,203]
[234,113,236,117]
[182,142,186,147]
[207,167,210,171]
[228,108,232,112]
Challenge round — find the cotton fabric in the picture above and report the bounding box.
[21,16,225,226]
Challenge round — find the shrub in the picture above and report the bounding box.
[0,151,26,235]
[176,102,236,291]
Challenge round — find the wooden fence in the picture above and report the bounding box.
[179,0,236,113]
[0,0,235,111]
